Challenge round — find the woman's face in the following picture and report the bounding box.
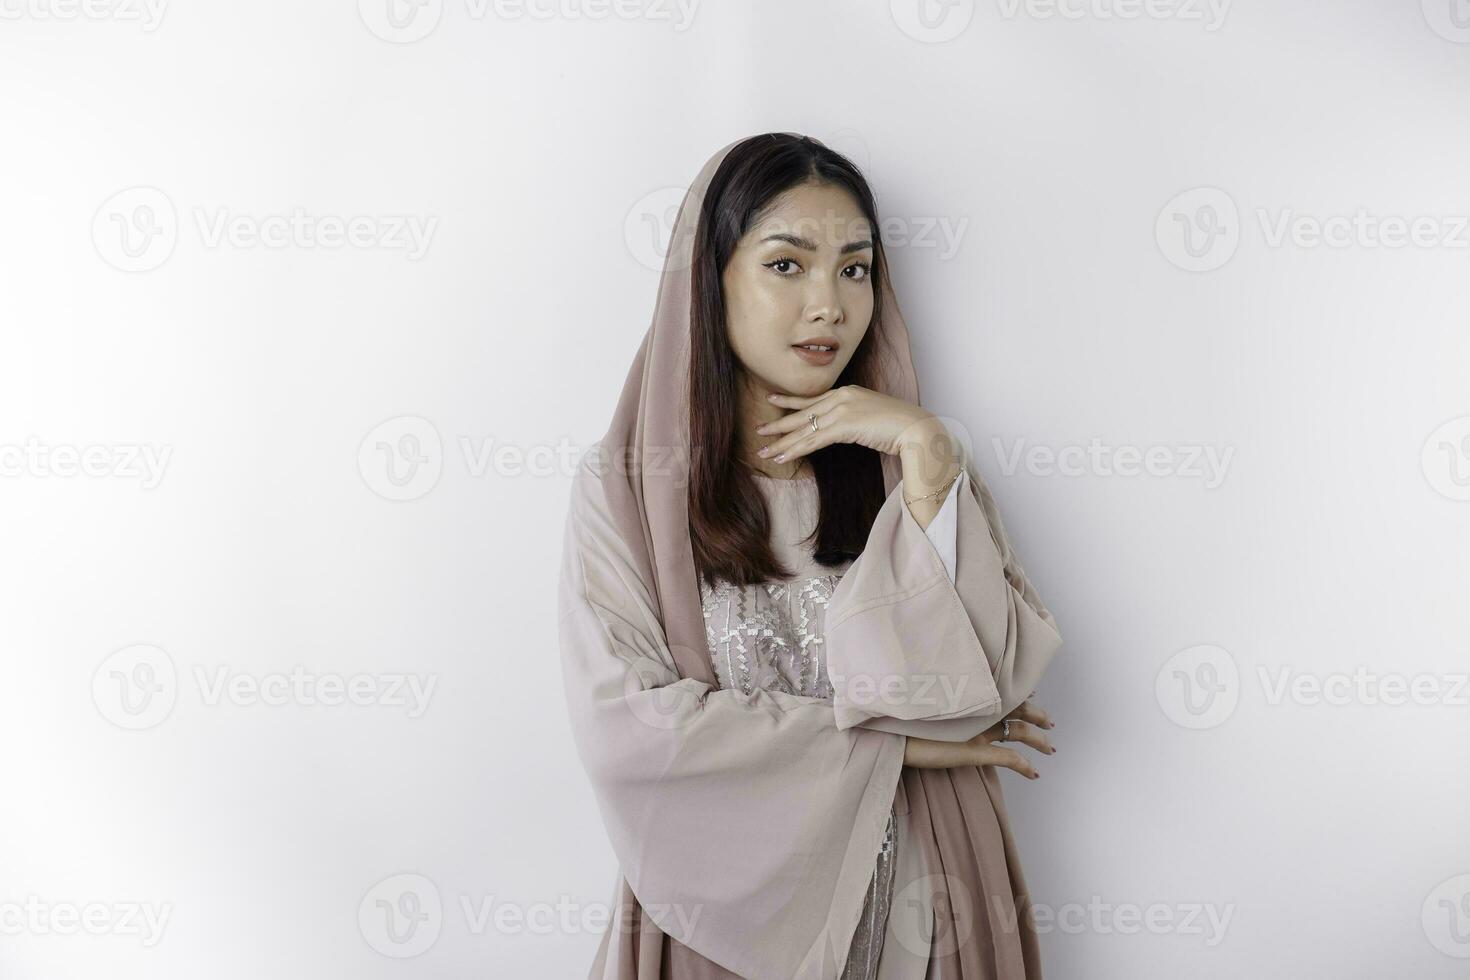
[722,181,875,400]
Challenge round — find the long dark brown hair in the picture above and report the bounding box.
[689,133,899,590]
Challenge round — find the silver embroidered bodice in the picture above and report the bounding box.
[697,473,896,979]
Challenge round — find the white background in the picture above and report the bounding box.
[2,1,1468,977]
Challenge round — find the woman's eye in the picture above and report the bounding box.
[845,262,871,280]
[765,257,801,276]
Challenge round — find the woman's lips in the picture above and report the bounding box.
[791,345,837,366]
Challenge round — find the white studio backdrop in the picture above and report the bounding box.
[1,2,1467,977]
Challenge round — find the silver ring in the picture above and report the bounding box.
[807,412,818,432]
[1000,719,1011,741]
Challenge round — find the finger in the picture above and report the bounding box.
[756,392,843,453]
[763,427,838,464]
[1009,699,1055,730]
[759,412,841,462]
[755,407,828,439]
[997,720,1055,756]
[972,744,1041,780]
[761,388,844,429]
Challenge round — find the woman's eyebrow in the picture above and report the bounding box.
[760,232,874,254]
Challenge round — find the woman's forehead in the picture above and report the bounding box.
[745,190,874,251]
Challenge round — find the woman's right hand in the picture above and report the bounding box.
[900,699,1056,779]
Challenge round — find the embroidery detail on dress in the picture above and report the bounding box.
[699,573,842,700]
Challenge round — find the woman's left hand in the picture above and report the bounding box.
[756,385,948,463]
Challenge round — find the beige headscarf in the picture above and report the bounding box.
[559,133,1063,979]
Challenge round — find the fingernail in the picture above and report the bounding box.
[774,453,785,462]
[758,447,770,457]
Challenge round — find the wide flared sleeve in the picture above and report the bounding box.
[824,458,1063,740]
[557,455,907,980]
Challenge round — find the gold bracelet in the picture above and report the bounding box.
[902,469,959,506]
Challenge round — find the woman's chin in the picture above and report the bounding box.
[776,367,841,396]
[749,363,839,399]
[777,378,834,398]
